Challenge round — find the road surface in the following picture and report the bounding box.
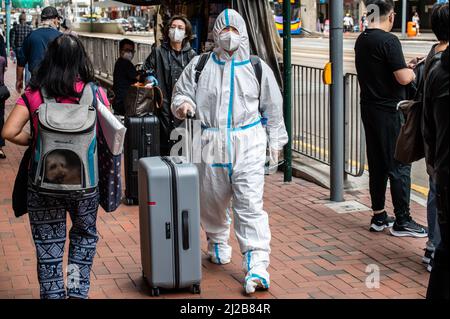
[292,37,434,73]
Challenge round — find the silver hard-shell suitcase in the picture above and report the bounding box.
[138,156,201,296]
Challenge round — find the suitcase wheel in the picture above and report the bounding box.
[191,284,201,294]
[151,287,160,297]
[125,198,136,206]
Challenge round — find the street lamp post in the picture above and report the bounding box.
[402,0,407,37]
[5,0,11,53]
[90,0,93,32]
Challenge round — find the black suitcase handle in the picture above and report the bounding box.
[182,210,189,250]
[145,132,152,145]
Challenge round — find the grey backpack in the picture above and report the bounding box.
[29,83,99,195]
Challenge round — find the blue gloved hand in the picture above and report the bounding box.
[146,75,159,87]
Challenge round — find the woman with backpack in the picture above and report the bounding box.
[1,34,109,299]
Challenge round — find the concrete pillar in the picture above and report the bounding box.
[301,0,318,32]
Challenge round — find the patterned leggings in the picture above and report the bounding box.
[27,188,100,299]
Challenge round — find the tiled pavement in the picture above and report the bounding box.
[0,62,430,299]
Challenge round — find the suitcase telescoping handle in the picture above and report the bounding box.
[185,111,195,163]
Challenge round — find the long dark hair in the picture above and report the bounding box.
[30,34,95,98]
[162,15,194,47]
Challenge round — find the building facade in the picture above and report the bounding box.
[298,0,365,32]
[393,0,439,30]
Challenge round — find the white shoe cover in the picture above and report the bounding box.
[243,250,270,294]
[208,242,232,265]
[244,268,270,294]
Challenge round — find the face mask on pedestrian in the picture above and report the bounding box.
[121,51,134,61]
[169,27,186,43]
[218,30,241,52]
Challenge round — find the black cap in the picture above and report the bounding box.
[41,6,62,21]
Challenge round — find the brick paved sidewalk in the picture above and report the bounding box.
[0,62,430,299]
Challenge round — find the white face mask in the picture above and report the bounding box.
[122,52,134,61]
[218,31,240,52]
[169,28,186,43]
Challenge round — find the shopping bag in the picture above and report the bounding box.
[97,129,122,213]
[97,98,127,155]
[394,100,424,164]
[12,146,32,217]
[92,84,123,212]
[124,84,163,117]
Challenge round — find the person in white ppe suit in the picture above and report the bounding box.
[171,9,288,294]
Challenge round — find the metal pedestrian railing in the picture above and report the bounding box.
[79,35,152,83]
[291,65,365,177]
[292,65,330,165]
[343,73,365,177]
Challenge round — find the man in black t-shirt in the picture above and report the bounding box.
[112,39,138,116]
[355,0,427,238]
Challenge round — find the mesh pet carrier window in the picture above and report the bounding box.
[43,150,82,185]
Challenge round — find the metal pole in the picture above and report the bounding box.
[401,0,407,37]
[330,0,344,202]
[6,0,11,54]
[90,0,94,32]
[283,0,292,183]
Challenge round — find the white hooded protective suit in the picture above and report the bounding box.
[171,9,288,293]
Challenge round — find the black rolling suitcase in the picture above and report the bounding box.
[124,115,160,205]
